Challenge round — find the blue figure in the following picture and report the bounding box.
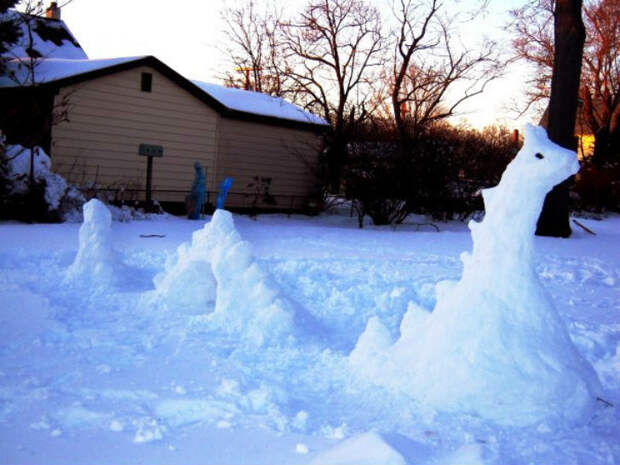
[186,162,206,219]
[216,177,233,210]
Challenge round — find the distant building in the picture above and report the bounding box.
[0,4,328,212]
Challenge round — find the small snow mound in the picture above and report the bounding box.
[309,432,406,465]
[295,443,309,454]
[66,199,116,285]
[133,418,165,443]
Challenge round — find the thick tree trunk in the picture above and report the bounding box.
[536,0,585,238]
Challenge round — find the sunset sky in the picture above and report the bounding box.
[50,0,537,129]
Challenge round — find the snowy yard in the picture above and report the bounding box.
[0,210,619,465]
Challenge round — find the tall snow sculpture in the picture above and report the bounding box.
[352,124,601,426]
[153,209,294,346]
[66,199,115,284]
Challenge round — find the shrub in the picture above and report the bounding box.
[573,160,620,213]
[343,123,518,225]
[0,142,85,222]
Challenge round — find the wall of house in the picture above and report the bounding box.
[51,66,219,203]
[216,118,321,210]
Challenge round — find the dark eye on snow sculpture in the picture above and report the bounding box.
[535,152,544,159]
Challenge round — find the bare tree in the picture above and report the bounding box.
[389,0,502,142]
[220,0,289,96]
[510,0,555,113]
[0,0,21,75]
[280,0,385,191]
[581,0,620,165]
[511,0,619,165]
[536,0,585,237]
[2,0,73,186]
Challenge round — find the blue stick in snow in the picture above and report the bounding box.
[216,177,233,210]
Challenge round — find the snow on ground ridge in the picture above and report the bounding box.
[0,192,618,463]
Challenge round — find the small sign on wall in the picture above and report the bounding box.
[139,144,164,157]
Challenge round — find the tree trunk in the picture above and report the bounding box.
[536,0,585,238]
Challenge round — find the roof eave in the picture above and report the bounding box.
[1,55,329,132]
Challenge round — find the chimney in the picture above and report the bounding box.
[46,2,61,20]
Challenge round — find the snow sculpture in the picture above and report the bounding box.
[154,209,294,346]
[352,124,601,426]
[66,199,115,284]
[186,162,206,220]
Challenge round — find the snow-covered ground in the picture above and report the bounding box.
[0,210,618,465]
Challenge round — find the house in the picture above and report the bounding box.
[0,4,328,212]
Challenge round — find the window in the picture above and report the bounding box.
[141,72,153,92]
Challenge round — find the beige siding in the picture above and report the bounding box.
[51,66,218,202]
[217,118,321,209]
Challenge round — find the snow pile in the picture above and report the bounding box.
[4,144,84,221]
[65,199,117,285]
[153,209,295,346]
[351,124,602,426]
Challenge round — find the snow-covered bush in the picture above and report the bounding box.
[0,133,14,214]
[0,143,84,222]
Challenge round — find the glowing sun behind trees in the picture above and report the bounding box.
[351,124,602,426]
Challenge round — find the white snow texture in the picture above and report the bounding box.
[66,199,116,285]
[351,124,602,426]
[153,209,294,346]
[5,144,84,220]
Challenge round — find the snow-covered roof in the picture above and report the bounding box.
[0,56,142,87]
[193,81,328,126]
[0,55,328,128]
[1,10,87,60]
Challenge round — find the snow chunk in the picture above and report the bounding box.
[310,432,406,465]
[109,420,124,432]
[133,418,165,443]
[154,398,238,428]
[351,125,601,426]
[296,443,309,454]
